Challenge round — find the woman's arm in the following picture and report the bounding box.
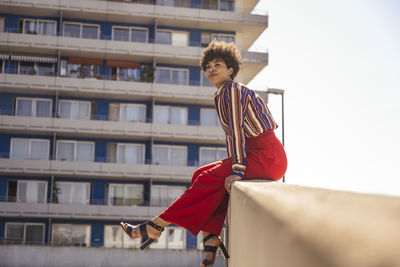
[225,81,247,178]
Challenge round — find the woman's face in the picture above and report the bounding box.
[205,58,233,88]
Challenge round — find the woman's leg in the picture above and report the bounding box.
[159,158,232,236]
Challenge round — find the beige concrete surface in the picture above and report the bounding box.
[229,181,400,267]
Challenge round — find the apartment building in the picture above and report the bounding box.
[0,0,268,251]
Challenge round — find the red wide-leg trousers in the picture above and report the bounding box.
[159,130,287,236]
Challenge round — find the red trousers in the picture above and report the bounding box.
[159,130,287,236]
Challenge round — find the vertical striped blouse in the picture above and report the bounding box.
[214,80,278,178]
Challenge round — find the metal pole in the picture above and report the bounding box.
[281,92,285,183]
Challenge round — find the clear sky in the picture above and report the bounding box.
[248,0,400,196]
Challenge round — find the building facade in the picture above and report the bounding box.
[0,0,268,251]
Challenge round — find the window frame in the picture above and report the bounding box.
[58,99,92,120]
[51,223,91,246]
[150,184,186,207]
[63,22,100,39]
[22,18,57,35]
[200,107,219,127]
[10,138,50,160]
[211,33,235,43]
[200,71,213,87]
[5,222,46,245]
[153,105,188,125]
[0,60,4,73]
[15,97,53,117]
[17,180,48,203]
[0,16,5,32]
[119,103,146,123]
[53,181,91,204]
[152,144,188,166]
[154,67,189,85]
[199,146,227,165]
[156,30,189,46]
[104,224,141,248]
[116,143,145,164]
[17,61,55,76]
[56,140,95,162]
[107,183,144,206]
[111,25,149,43]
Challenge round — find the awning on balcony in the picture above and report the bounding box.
[0,53,9,60]
[10,54,57,63]
[106,59,141,69]
[68,57,103,65]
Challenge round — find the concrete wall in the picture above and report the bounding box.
[0,246,225,267]
[229,181,400,267]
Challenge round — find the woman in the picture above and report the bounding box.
[120,41,287,266]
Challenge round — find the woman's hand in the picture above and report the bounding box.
[225,174,242,194]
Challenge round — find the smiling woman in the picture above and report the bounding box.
[120,41,288,267]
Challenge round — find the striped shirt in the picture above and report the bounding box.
[214,81,278,178]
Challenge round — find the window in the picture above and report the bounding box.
[56,140,94,162]
[18,62,35,75]
[156,30,188,46]
[201,0,234,11]
[63,22,100,39]
[152,145,187,166]
[107,143,145,163]
[156,0,190,7]
[156,0,173,6]
[151,185,186,207]
[7,180,47,203]
[117,143,145,164]
[16,97,52,118]
[17,62,55,76]
[112,26,148,43]
[201,32,235,47]
[201,0,218,10]
[153,105,187,125]
[53,182,90,204]
[104,225,140,248]
[150,226,185,249]
[200,71,213,87]
[200,108,219,127]
[108,103,146,122]
[154,68,188,85]
[22,19,57,35]
[0,17,5,32]
[199,147,227,166]
[107,184,144,206]
[67,63,98,79]
[5,223,45,245]
[52,224,91,247]
[212,33,235,43]
[10,138,50,160]
[220,0,234,11]
[111,67,141,82]
[59,100,91,120]
[0,60,3,73]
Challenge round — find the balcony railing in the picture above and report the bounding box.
[2,27,267,51]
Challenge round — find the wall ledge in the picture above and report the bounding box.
[229,181,400,267]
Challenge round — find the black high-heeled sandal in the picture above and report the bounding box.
[120,221,164,250]
[201,234,230,267]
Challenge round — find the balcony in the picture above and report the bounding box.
[0,158,196,180]
[0,0,267,31]
[0,73,216,105]
[0,201,165,220]
[0,114,225,142]
[0,32,268,82]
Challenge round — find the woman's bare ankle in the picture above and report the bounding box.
[152,216,170,228]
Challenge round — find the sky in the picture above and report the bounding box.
[248,0,400,196]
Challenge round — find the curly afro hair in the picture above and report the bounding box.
[200,40,242,79]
